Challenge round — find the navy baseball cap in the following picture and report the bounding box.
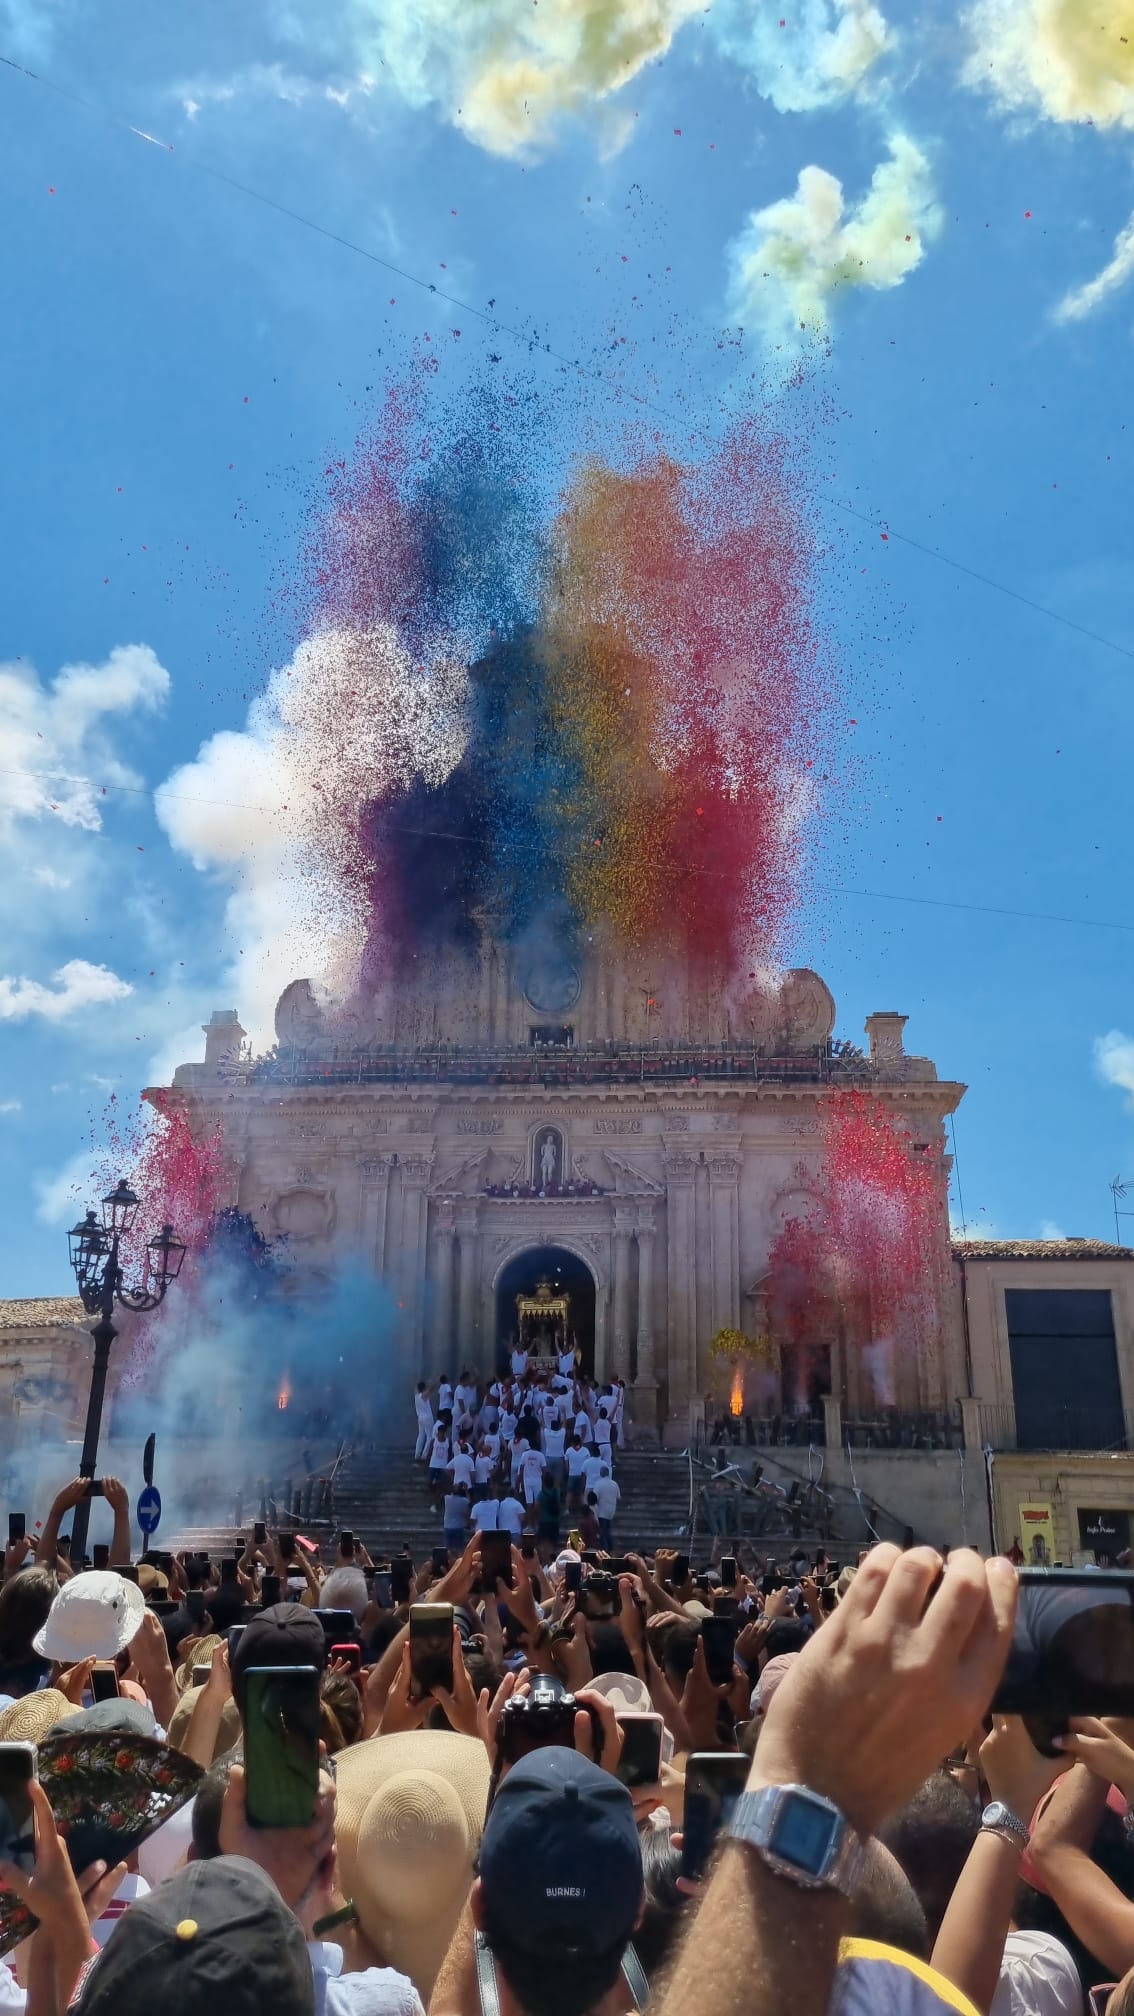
[480,1749,643,1956]
[229,1603,325,1713]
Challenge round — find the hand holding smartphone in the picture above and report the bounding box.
[681,1752,749,1879]
[614,1712,664,1789]
[409,1603,454,1700]
[0,1743,37,1874]
[243,1666,321,1829]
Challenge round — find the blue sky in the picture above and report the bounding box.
[2,0,1134,1295]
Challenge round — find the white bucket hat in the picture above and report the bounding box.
[33,1570,146,1662]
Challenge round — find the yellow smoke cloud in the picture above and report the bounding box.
[964,0,1134,127]
[727,134,941,359]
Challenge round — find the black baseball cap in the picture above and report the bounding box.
[480,1750,643,1957]
[72,1856,314,2016]
[229,1602,325,1712]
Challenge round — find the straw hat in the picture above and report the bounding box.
[175,1635,224,1693]
[33,1572,145,1663]
[0,1690,77,1745]
[334,1729,490,1999]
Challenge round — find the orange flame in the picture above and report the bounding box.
[729,1367,744,1418]
[277,1373,292,1411]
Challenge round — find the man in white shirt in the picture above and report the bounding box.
[473,1489,500,1530]
[565,1435,589,1509]
[593,1406,613,1459]
[427,1427,451,1493]
[474,1443,497,1487]
[499,1404,518,1444]
[454,1368,478,1417]
[498,1490,525,1537]
[591,1466,621,1549]
[437,1377,454,1415]
[542,1418,566,1487]
[413,1381,434,1461]
[557,1345,576,1380]
[610,1377,627,1447]
[581,1450,606,1498]
[573,1405,594,1448]
[448,1439,475,1490]
[510,1342,529,1379]
[519,1444,546,1507]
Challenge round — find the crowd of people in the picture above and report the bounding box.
[413,1355,625,1557]
[1,1469,1134,2015]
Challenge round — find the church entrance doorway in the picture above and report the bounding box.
[495,1246,597,1378]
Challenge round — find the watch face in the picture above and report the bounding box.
[769,1793,840,1873]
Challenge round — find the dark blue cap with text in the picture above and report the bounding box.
[480,1749,643,1955]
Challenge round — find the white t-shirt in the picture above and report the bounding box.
[437,1382,454,1412]
[473,1451,495,1482]
[594,1414,612,1449]
[558,1350,576,1378]
[544,1425,566,1459]
[427,1434,451,1470]
[500,1410,518,1441]
[582,1454,606,1491]
[474,1499,500,1530]
[991,1931,1084,2016]
[511,1349,529,1377]
[414,1391,433,1425]
[574,1409,593,1440]
[566,1444,589,1478]
[592,1476,621,1519]
[449,1450,475,1488]
[443,1494,471,1531]
[455,1382,477,1414]
[498,1495,525,1536]
[520,1448,547,1501]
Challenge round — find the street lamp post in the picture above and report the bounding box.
[66,1180,185,1562]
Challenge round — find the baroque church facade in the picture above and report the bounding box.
[161,934,968,1442]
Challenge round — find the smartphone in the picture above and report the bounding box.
[84,1480,105,1499]
[330,1643,362,1674]
[92,1543,110,1572]
[314,1610,356,1650]
[374,1571,393,1608]
[220,1558,239,1586]
[820,1585,838,1615]
[151,1551,175,1577]
[993,1570,1134,1735]
[261,1574,281,1608]
[390,1558,414,1605]
[192,1665,213,1689]
[409,1603,454,1700]
[582,1573,619,1621]
[479,1530,513,1590]
[701,1616,739,1687]
[228,1625,247,1661]
[7,1514,25,1546]
[58,1535,72,1557]
[0,1743,37,1875]
[340,1531,356,1558]
[90,1662,120,1703]
[615,1712,664,1789]
[278,1533,297,1562]
[520,1540,536,1561]
[668,1554,690,1588]
[720,1556,738,1589]
[714,1596,740,1619]
[186,1590,207,1626]
[243,1667,321,1829]
[681,1752,751,1880]
[761,1571,781,1597]
[116,1561,139,1585]
[563,1559,582,1595]
[568,1530,582,1553]
[254,1522,267,1547]
[431,1546,449,1577]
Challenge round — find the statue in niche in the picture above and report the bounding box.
[534,1128,562,1189]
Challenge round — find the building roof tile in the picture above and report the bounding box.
[952,1239,1133,1261]
[0,1296,88,1332]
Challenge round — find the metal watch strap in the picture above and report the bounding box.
[728,1785,864,1897]
[981,1805,1029,1847]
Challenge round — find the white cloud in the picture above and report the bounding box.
[32,866,72,890]
[34,1147,100,1226]
[154,624,470,1049]
[1096,1028,1134,1110]
[963,0,1134,129]
[1039,1218,1067,1241]
[1055,210,1134,323]
[708,0,892,113]
[0,959,132,1023]
[0,1100,21,1115]
[0,644,170,838]
[726,133,941,361]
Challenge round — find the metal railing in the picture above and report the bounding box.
[977,1403,1134,1453]
[841,1409,963,1451]
[246,1039,888,1092]
[687,1431,914,1552]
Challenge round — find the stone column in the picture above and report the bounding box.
[631,1212,659,1439]
[430,1200,456,1378]
[612,1212,634,1380]
[359,1156,393,1277]
[396,1157,432,1375]
[664,1151,697,1426]
[708,1153,742,1341]
[456,1206,483,1374]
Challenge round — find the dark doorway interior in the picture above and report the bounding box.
[1007,1289,1124,1450]
[495,1245,596,1377]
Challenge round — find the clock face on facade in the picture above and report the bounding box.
[520,957,581,1015]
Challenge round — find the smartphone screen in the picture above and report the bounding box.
[0,1744,37,1875]
[313,1611,356,1651]
[993,1570,1134,1722]
[90,1663,120,1703]
[582,1574,619,1620]
[7,1514,25,1546]
[720,1556,738,1588]
[278,1534,297,1562]
[390,1559,414,1605]
[681,1753,750,1880]
[614,1713,664,1789]
[244,1667,321,1828]
[701,1616,739,1687]
[374,1571,393,1608]
[340,1531,356,1558]
[668,1554,689,1588]
[228,1625,247,1661]
[92,1543,110,1572]
[409,1603,454,1700]
[186,1591,207,1626]
[192,1665,213,1690]
[253,1522,267,1547]
[260,1574,281,1608]
[563,1559,582,1595]
[220,1558,239,1585]
[431,1546,449,1577]
[479,1530,513,1591]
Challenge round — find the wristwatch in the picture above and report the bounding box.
[980,1801,1029,1847]
[727,1784,864,1896]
